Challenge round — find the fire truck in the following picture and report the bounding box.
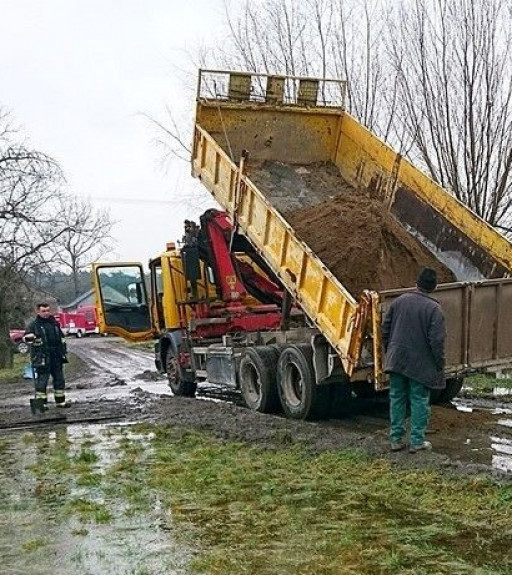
[55,305,99,338]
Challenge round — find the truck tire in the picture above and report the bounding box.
[277,344,330,420]
[430,377,464,404]
[166,347,197,397]
[239,346,280,413]
[16,341,29,354]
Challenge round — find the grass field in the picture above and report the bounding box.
[0,353,26,384]
[11,423,511,575]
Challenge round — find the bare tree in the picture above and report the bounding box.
[0,109,69,367]
[330,0,397,137]
[220,0,396,136]
[143,108,192,164]
[388,0,512,229]
[151,0,512,233]
[50,197,115,300]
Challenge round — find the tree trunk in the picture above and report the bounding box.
[0,276,14,369]
[0,342,14,369]
[72,258,80,299]
[0,320,14,369]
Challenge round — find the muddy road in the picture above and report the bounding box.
[0,338,166,430]
[2,337,512,574]
[1,337,512,477]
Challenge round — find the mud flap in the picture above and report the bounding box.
[311,334,345,383]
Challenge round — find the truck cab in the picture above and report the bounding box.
[93,209,324,417]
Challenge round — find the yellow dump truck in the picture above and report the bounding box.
[93,69,512,419]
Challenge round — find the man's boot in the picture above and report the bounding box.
[409,441,432,454]
[30,398,48,415]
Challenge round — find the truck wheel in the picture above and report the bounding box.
[277,344,330,420]
[75,330,83,338]
[431,378,464,404]
[16,341,29,354]
[239,346,280,413]
[166,348,196,397]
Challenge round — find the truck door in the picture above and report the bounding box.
[92,263,154,341]
[149,258,165,333]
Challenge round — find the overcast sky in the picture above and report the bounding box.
[0,0,228,264]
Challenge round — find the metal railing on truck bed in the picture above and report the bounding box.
[192,69,512,385]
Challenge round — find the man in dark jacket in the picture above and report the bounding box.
[381,268,446,453]
[24,303,69,410]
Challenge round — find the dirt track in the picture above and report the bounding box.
[1,338,512,478]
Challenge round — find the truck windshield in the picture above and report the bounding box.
[97,266,147,306]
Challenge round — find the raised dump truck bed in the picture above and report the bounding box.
[247,160,456,294]
[192,69,512,387]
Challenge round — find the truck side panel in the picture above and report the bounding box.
[198,89,512,280]
[381,279,512,373]
[335,114,512,278]
[194,70,512,383]
[196,104,341,165]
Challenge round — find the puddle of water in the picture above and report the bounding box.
[0,423,191,575]
[491,436,512,455]
[455,404,474,413]
[434,402,512,474]
[462,383,512,397]
[453,398,512,416]
[492,454,512,473]
[491,437,512,473]
[65,515,185,575]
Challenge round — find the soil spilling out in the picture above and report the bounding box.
[248,161,456,295]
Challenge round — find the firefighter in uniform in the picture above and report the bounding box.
[24,303,69,409]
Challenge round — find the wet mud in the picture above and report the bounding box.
[248,161,455,295]
[1,338,511,480]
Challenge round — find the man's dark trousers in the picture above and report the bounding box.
[35,355,66,404]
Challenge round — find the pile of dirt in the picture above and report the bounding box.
[249,161,456,295]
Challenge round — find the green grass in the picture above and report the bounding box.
[74,448,99,464]
[464,373,512,394]
[136,426,512,575]
[22,538,47,552]
[0,351,84,384]
[0,353,26,383]
[67,498,112,524]
[14,422,512,574]
[76,472,103,487]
